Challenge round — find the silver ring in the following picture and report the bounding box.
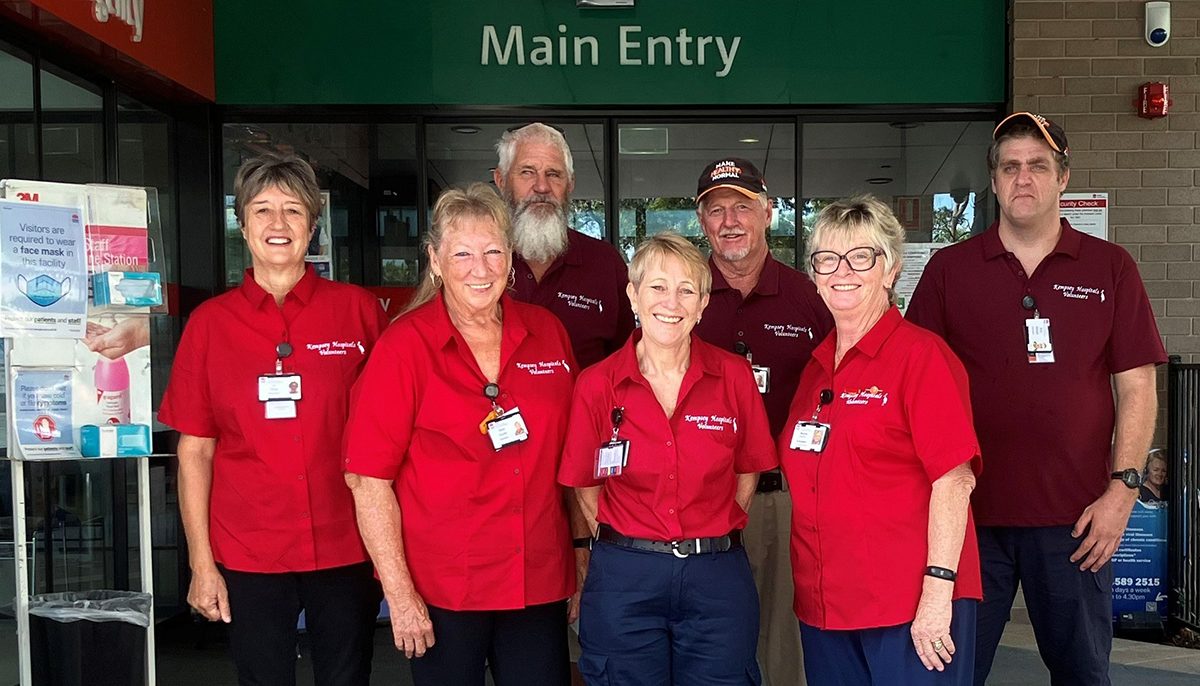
[932,639,945,651]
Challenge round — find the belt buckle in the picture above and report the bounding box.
[671,538,701,558]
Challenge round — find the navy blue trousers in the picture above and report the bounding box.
[974,525,1113,686]
[800,598,977,686]
[578,540,762,686]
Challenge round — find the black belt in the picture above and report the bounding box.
[596,524,742,557]
[756,470,785,493]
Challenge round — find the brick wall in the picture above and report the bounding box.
[1011,1,1200,441]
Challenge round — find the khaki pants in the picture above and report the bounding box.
[744,489,806,686]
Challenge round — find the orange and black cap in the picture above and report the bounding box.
[696,157,768,201]
[994,112,1069,157]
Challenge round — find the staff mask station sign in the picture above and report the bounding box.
[0,200,88,338]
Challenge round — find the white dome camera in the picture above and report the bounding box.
[1146,2,1170,47]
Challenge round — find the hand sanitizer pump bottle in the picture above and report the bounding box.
[95,356,131,424]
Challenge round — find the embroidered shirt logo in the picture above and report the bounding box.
[306,340,365,356]
[683,414,738,432]
[515,359,570,376]
[841,386,889,406]
[762,323,815,340]
[1052,284,1105,302]
[557,291,604,313]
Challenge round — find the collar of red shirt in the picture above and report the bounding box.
[812,305,904,370]
[426,291,535,368]
[980,218,1081,262]
[611,328,723,391]
[237,263,319,310]
[708,253,781,297]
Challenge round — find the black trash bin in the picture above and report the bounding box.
[29,590,151,686]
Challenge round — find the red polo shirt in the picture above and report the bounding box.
[160,266,388,573]
[695,254,833,435]
[558,331,777,540]
[781,307,983,630]
[343,294,576,611]
[511,229,635,369]
[906,220,1167,526]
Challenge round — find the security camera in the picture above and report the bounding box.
[1146,2,1170,47]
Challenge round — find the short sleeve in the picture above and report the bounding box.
[902,337,982,482]
[905,252,947,337]
[159,308,218,438]
[732,363,778,473]
[342,328,420,479]
[557,371,608,488]
[1107,248,1167,373]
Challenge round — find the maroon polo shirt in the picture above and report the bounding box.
[558,331,777,541]
[781,307,982,630]
[344,293,577,611]
[160,265,388,573]
[695,254,833,436]
[511,229,635,369]
[906,220,1166,527]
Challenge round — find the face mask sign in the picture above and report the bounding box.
[16,274,72,308]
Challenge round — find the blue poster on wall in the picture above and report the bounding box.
[1112,499,1168,623]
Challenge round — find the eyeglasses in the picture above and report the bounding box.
[809,247,883,275]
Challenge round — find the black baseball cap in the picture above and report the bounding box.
[696,158,768,201]
[993,112,1069,156]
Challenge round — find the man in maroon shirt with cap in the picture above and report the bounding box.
[907,112,1166,686]
[693,157,832,686]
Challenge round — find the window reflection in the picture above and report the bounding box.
[0,41,37,179]
[40,65,103,184]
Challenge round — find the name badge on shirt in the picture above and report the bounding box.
[264,400,297,419]
[752,365,771,394]
[486,407,530,451]
[258,373,303,401]
[1025,317,1055,364]
[790,421,830,453]
[594,440,630,479]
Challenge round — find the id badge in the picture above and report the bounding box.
[264,400,297,419]
[790,421,830,453]
[486,407,530,451]
[752,365,771,394]
[1025,317,1055,364]
[594,440,630,479]
[259,374,302,401]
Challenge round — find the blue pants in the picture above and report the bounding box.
[800,599,977,686]
[578,540,761,686]
[974,525,1113,686]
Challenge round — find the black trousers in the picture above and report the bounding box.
[408,600,570,686]
[219,562,382,686]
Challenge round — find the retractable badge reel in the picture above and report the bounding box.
[1022,295,1055,364]
[594,407,630,478]
[790,389,832,453]
[479,382,530,451]
[736,341,770,394]
[259,342,302,419]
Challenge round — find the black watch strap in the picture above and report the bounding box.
[925,565,957,582]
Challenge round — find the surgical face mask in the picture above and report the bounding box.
[17,274,71,307]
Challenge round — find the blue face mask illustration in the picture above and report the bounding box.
[16,274,71,307]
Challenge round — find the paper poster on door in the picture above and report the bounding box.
[10,368,77,459]
[0,200,89,338]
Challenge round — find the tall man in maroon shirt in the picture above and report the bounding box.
[906,113,1166,686]
[693,158,832,686]
[493,123,635,370]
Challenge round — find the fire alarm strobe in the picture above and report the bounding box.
[1135,82,1172,119]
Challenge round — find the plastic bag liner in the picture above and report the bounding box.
[29,591,152,627]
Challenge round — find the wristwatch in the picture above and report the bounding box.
[1112,468,1141,489]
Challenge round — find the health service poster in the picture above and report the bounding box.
[0,200,88,338]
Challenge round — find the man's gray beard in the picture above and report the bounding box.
[512,203,569,264]
[714,244,752,263]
